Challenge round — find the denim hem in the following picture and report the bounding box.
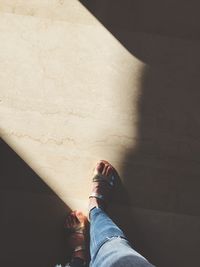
[89,206,104,220]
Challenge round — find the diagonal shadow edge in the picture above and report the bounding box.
[0,137,71,266]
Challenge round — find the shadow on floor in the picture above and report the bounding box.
[121,36,200,216]
[79,0,200,42]
[0,138,70,267]
[120,36,200,267]
[79,2,200,266]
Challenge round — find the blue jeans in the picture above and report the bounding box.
[57,208,155,267]
[89,207,155,267]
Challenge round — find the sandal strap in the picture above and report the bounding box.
[74,245,85,252]
[73,228,84,235]
[92,174,115,187]
[68,225,85,235]
[89,192,105,201]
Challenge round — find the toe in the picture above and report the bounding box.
[69,214,74,227]
[71,214,76,227]
[66,214,73,228]
[96,161,104,173]
[102,163,108,175]
[76,210,86,224]
[106,165,113,176]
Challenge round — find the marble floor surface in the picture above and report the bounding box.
[0,1,200,267]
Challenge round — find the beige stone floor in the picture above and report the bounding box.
[1,1,200,267]
[0,0,142,211]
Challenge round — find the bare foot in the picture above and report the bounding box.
[65,210,88,263]
[88,160,117,212]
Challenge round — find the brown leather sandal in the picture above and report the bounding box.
[89,161,118,209]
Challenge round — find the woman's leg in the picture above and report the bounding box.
[55,210,87,267]
[90,208,125,262]
[89,161,155,267]
[89,207,154,267]
[65,211,88,267]
[89,207,126,260]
